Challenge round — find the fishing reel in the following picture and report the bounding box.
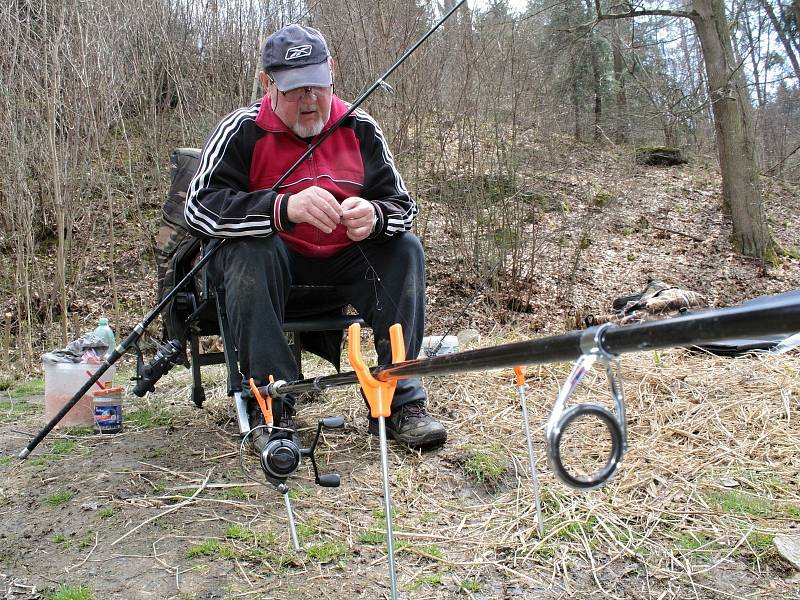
[242,379,345,490]
[259,416,345,490]
[545,324,627,490]
[236,382,346,551]
[131,339,183,397]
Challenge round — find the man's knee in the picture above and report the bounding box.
[210,235,291,299]
[380,234,425,300]
[388,233,425,271]
[223,235,288,263]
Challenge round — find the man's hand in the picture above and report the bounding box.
[286,186,343,234]
[341,197,376,241]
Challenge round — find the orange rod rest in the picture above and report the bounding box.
[513,366,526,387]
[348,322,402,419]
[248,376,274,426]
[388,323,406,365]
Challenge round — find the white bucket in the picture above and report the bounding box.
[43,362,116,428]
[420,335,459,358]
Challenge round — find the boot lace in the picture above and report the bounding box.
[401,402,427,423]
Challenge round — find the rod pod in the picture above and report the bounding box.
[513,367,544,536]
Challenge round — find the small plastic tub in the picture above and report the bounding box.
[93,387,124,434]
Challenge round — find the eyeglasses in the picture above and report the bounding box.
[267,75,331,102]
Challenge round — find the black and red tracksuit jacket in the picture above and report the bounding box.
[184,94,417,257]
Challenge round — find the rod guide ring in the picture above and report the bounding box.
[546,324,626,490]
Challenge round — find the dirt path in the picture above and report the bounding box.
[2,347,798,599]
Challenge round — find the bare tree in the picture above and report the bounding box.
[760,0,800,85]
[609,9,630,143]
[595,0,772,259]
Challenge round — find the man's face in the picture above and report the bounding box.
[262,71,333,138]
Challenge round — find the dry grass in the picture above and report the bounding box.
[172,334,800,597]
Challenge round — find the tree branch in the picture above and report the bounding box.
[593,0,695,21]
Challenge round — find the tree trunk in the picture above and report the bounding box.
[741,3,767,107]
[792,0,800,47]
[572,74,581,141]
[48,15,69,345]
[663,122,678,146]
[588,32,603,143]
[691,0,770,259]
[761,0,800,86]
[584,0,604,143]
[677,18,702,143]
[611,18,628,143]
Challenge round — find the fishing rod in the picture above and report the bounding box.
[257,291,800,488]
[18,0,468,461]
[21,6,470,598]
[263,291,800,397]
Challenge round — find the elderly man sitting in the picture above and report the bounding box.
[184,24,447,450]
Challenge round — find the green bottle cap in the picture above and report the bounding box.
[99,317,109,326]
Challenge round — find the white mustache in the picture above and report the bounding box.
[291,114,325,138]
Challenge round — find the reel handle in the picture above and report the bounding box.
[317,474,341,488]
[306,416,345,487]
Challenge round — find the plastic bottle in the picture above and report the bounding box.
[420,335,459,358]
[93,317,116,358]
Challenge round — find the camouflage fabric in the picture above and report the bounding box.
[156,148,202,341]
[584,280,708,327]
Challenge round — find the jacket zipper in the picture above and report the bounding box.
[307,145,321,246]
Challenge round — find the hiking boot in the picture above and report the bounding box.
[368,402,447,450]
[245,396,268,452]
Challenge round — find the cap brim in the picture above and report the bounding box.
[272,62,332,91]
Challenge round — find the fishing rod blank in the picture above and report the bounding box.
[260,292,799,489]
[264,291,800,399]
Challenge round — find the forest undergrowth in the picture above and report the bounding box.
[1,135,799,599]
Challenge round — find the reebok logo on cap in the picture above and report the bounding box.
[286,45,312,60]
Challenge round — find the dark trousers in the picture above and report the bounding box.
[207,232,427,409]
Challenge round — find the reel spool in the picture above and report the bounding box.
[248,417,345,489]
[260,437,302,481]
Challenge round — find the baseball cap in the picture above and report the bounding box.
[261,24,332,91]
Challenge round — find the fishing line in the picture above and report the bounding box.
[355,242,405,322]
[363,262,384,313]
